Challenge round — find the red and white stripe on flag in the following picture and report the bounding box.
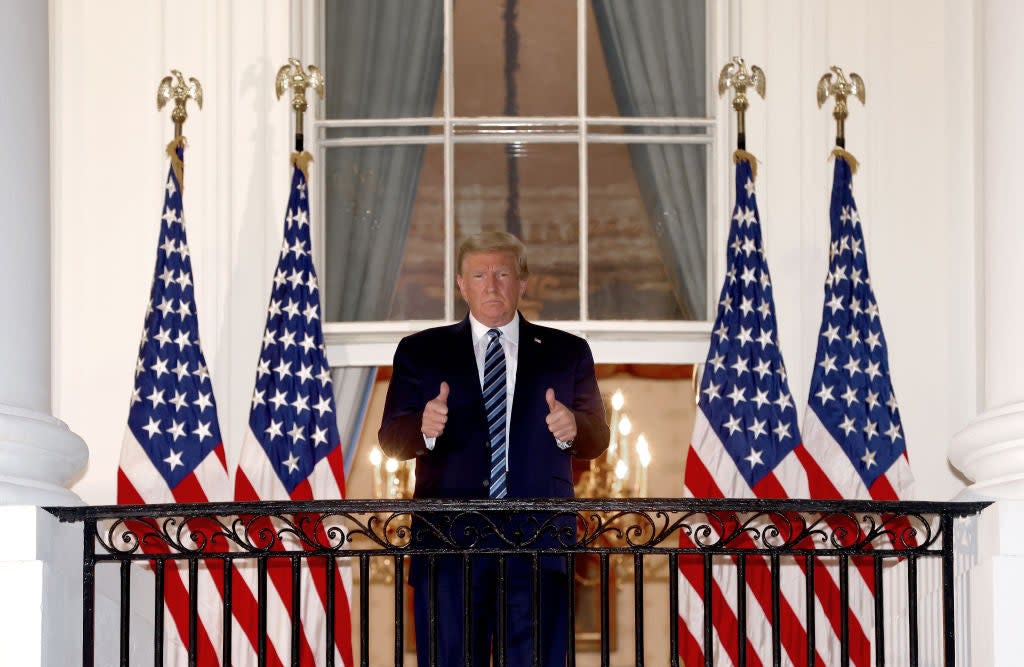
[231,153,354,667]
[117,142,231,666]
[682,414,877,667]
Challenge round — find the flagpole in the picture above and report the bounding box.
[234,57,356,667]
[816,66,866,149]
[717,57,765,153]
[276,57,325,153]
[124,69,230,665]
[156,70,202,192]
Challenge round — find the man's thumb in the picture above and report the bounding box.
[545,388,557,412]
[437,381,449,402]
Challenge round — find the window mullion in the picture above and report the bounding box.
[577,0,588,324]
[443,0,455,321]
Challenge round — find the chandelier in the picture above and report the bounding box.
[576,389,651,498]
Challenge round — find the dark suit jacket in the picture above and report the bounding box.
[378,314,609,499]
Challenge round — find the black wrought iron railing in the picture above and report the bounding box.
[48,498,989,667]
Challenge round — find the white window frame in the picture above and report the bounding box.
[297,0,735,368]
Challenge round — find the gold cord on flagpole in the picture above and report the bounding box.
[156,70,202,189]
[165,138,188,189]
[830,147,860,175]
[733,148,759,181]
[816,66,865,150]
[276,57,325,156]
[291,151,315,183]
[718,57,766,155]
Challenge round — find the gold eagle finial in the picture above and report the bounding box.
[718,57,765,151]
[276,58,325,152]
[156,69,203,138]
[718,57,766,105]
[817,66,865,146]
[275,58,325,113]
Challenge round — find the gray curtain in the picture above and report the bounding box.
[592,0,708,319]
[323,0,443,475]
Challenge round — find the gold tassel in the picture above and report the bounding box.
[830,147,859,174]
[733,149,758,180]
[292,151,314,182]
[165,137,187,192]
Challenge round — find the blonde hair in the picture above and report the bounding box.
[456,232,529,278]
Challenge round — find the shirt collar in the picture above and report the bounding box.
[468,311,520,347]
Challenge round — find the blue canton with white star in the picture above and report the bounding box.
[127,147,224,489]
[698,160,802,489]
[806,157,905,488]
[248,164,340,494]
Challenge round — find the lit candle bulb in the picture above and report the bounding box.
[619,415,634,482]
[370,446,384,498]
[636,434,651,468]
[385,458,400,499]
[635,434,651,497]
[618,414,632,437]
[608,389,624,456]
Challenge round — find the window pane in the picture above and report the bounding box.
[588,141,708,320]
[454,142,579,321]
[323,0,444,119]
[587,0,707,118]
[323,144,444,321]
[454,0,577,117]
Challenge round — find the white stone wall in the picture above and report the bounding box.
[50,2,973,502]
[52,0,294,504]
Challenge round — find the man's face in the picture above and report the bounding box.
[457,250,528,328]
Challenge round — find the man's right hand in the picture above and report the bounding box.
[421,381,449,438]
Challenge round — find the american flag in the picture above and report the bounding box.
[802,153,914,502]
[232,153,354,667]
[680,153,917,666]
[797,153,916,666]
[680,156,823,666]
[117,142,230,666]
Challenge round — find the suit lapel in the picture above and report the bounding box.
[510,315,539,448]
[450,317,484,410]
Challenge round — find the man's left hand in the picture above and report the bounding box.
[545,388,577,443]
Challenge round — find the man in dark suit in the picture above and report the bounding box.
[379,232,609,667]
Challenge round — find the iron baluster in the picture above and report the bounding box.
[634,552,645,667]
[120,560,131,667]
[875,555,885,667]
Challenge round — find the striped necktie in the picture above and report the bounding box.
[482,328,508,499]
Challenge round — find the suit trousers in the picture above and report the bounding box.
[412,554,570,667]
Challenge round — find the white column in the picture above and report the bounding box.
[949,0,1024,499]
[949,2,1024,665]
[0,0,87,505]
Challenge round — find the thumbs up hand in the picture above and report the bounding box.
[545,388,577,444]
[421,382,449,438]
